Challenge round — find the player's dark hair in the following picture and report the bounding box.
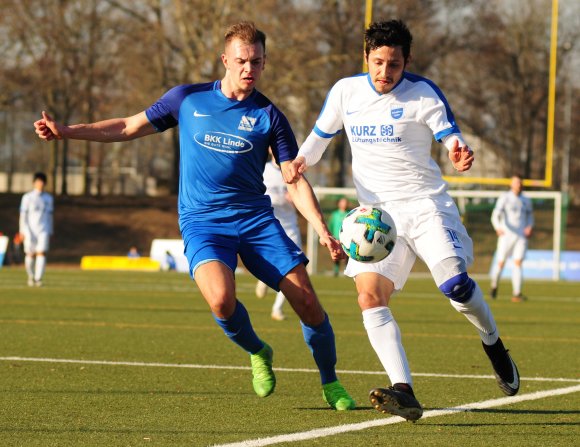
[365,19,412,61]
[224,21,266,53]
[33,172,47,184]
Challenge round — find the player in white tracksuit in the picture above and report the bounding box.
[283,20,520,421]
[490,175,534,302]
[255,159,303,321]
[19,172,53,286]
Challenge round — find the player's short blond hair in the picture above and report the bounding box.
[224,21,266,52]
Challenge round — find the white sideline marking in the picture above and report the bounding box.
[1,356,579,383]
[211,385,580,447]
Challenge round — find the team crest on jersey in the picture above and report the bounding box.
[390,105,404,120]
[238,115,257,131]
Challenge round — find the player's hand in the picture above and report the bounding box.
[319,233,346,261]
[524,226,533,238]
[448,139,474,172]
[496,229,504,236]
[282,156,307,184]
[34,111,63,141]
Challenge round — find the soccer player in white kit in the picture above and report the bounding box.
[255,157,303,321]
[19,172,54,287]
[490,175,534,302]
[283,20,520,421]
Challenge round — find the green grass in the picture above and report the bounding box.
[0,268,579,446]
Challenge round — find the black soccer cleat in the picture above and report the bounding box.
[490,287,497,299]
[369,385,423,422]
[482,338,520,396]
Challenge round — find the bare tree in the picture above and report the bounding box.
[438,0,565,179]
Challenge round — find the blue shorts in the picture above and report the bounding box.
[181,208,308,291]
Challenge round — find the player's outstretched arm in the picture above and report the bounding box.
[34,111,157,143]
[447,138,474,172]
[285,174,345,261]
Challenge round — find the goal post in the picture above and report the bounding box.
[307,187,563,280]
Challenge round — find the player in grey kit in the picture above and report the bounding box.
[490,175,534,302]
[19,172,53,287]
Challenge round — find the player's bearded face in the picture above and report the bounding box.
[223,39,265,94]
[367,46,406,94]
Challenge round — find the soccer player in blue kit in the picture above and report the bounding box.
[33,21,355,411]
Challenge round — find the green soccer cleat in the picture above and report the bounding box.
[322,380,356,411]
[250,342,276,397]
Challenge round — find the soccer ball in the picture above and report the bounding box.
[339,206,397,263]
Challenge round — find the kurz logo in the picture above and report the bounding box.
[194,131,253,153]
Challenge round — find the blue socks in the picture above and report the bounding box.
[301,314,338,385]
[214,302,339,385]
[213,300,263,355]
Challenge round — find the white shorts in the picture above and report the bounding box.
[345,193,473,291]
[496,232,527,262]
[23,232,50,254]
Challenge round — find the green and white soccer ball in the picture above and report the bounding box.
[339,206,397,263]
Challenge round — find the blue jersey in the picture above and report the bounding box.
[145,81,298,223]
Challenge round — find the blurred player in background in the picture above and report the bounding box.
[255,154,302,322]
[490,175,534,302]
[328,196,350,276]
[33,21,354,411]
[19,172,53,287]
[283,19,519,421]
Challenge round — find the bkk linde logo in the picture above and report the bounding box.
[194,131,253,153]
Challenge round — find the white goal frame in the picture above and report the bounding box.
[307,187,563,280]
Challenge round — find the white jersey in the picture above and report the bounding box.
[309,72,462,203]
[263,161,301,245]
[19,190,54,236]
[491,191,533,237]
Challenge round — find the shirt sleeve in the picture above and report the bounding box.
[491,195,505,231]
[297,131,332,167]
[145,85,190,132]
[47,194,54,235]
[417,81,461,143]
[19,194,29,234]
[313,81,344,138]
[525,197,534,228]
[268,107,299,164]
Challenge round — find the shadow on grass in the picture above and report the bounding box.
[0,388,256,397]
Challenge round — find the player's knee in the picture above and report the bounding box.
[438,272,476,303]
[357,291,386,310]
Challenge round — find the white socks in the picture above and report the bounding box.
[25,255,35,279]
[512,264,522,296]
[362,306,413,386]
[34,255,46,281]
[490,263,503,289]
[449,282,499,345]
[272,291,285,314]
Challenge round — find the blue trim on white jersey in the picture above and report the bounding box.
[402,72,460,141]
[314,125,341,138]
[434,127,459,142]
[365,72,406,96]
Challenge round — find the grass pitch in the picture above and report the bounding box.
[0,267,579,446]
